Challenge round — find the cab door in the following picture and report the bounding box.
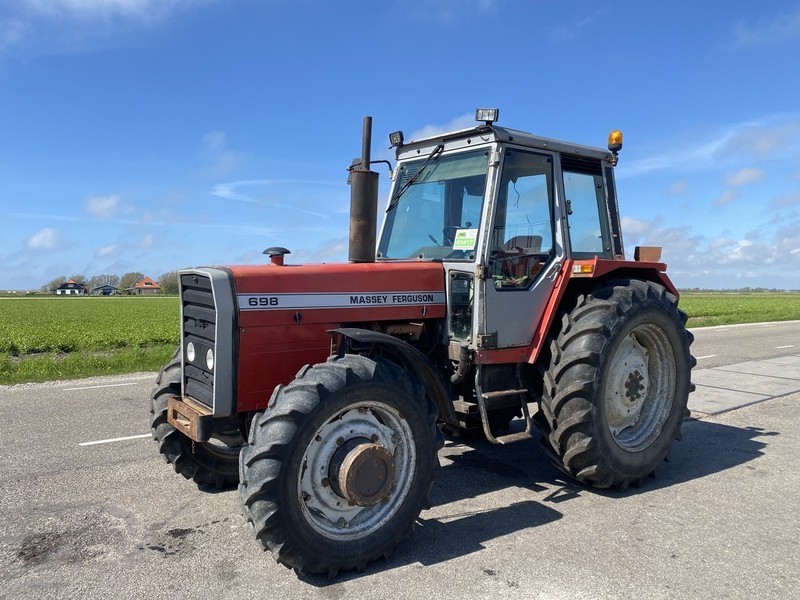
[478,148,564,349]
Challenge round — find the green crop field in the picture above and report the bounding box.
[679,292,800,327]
[0,296,180,384]
[0,292,798,385]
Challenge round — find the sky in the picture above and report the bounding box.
[1,0,799,291]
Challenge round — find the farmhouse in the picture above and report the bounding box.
[131,276,161,296]
[56,279,87,296]
[91,284,119,296]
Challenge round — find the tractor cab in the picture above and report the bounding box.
[378,109,625,350]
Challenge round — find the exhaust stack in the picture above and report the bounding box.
[348,116,379,263]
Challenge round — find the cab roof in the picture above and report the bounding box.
[396,124,613,162]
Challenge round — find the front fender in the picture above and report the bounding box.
[330,328,458,426]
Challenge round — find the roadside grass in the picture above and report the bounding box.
[0,344,175,384]
[679,293,800,328]
[1,292,798,385]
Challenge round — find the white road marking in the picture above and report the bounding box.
[79,433,150,447]
[63,382,141,391]
[696,355,718,360]
[776,345,795,349]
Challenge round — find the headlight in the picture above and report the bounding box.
[206,348,214,370]
[186,341,196,362]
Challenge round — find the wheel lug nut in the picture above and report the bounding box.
[336,436,345,446]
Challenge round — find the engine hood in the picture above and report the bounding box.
[224,261,447,326]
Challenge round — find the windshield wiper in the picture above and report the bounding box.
[386,144,444,212]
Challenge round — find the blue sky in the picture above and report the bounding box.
[1,0,799,290]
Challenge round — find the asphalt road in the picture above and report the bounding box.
[1,324,799,599]
[690,320,800,369]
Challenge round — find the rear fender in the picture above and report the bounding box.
[330,328,458,427]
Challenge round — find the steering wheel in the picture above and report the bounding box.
[443,226,460,246]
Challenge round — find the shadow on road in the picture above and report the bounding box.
[299,416,776,585]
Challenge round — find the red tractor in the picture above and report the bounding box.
[151,109,694,576]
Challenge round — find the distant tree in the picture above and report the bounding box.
[159,271,180,295]
[89,274,121,293]
[68,274,88,286]
[42,276,67,294]
[119,272,145,294]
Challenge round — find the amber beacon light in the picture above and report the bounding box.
[608,129,623,165]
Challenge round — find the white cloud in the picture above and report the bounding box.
[85,194,121,218]
[201,130,241,176]
[776,219,800,256]
[0,18,29,50]
[622,115,800,177]
[714,190,737,206]
[21,0,212,21]
[25,227,60,250]
[721,239,777,265]
[209,179,339,219]
[725,167,764,187]
[2,0,216,54]
[728,6,800,49]
[771,191,800,209]
[139,233,155,248]
[289,237,348,263]
[400,0,500,23]
[550,10,604,42]
[668,180,688,196]
[95,243,118,258]
[620,216,653,239]
[407,113,477,142]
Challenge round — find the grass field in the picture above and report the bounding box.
[679,292,800,327]
[0,296,179,384]
[0,292,798,384]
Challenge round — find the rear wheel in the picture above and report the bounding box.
[239,354,438,576]
[150,352,244,489]
[537,280,694,489]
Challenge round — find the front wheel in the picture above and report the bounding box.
[150,351,244,488]
[239,354,439,576]
[537,280,695,489]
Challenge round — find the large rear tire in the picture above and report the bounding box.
[239,354,439,576]
[537,280,694,489]
[150,351,243,489]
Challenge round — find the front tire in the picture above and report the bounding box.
[538,280,694,489]
[239,354,438,576]
[150,352,244,489]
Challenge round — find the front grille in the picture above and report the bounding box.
[181,273,216,409]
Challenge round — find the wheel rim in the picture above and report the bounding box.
[203,429,246,458]
[604,323,677,452]
[298,401,416,540]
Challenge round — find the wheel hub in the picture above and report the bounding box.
[329,440,395,507]
[603,323,678,452]
[606,332,650,437]
[298,404,415,539]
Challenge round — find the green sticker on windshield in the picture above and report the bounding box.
[452,228,478,250]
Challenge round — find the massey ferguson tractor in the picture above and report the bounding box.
[150,109,695,576]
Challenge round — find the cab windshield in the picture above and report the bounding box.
[377,149,489,261]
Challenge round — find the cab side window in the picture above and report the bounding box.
[562,156,612,258]
[489,151,554,289]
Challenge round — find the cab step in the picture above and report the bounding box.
[474,366,533,445]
